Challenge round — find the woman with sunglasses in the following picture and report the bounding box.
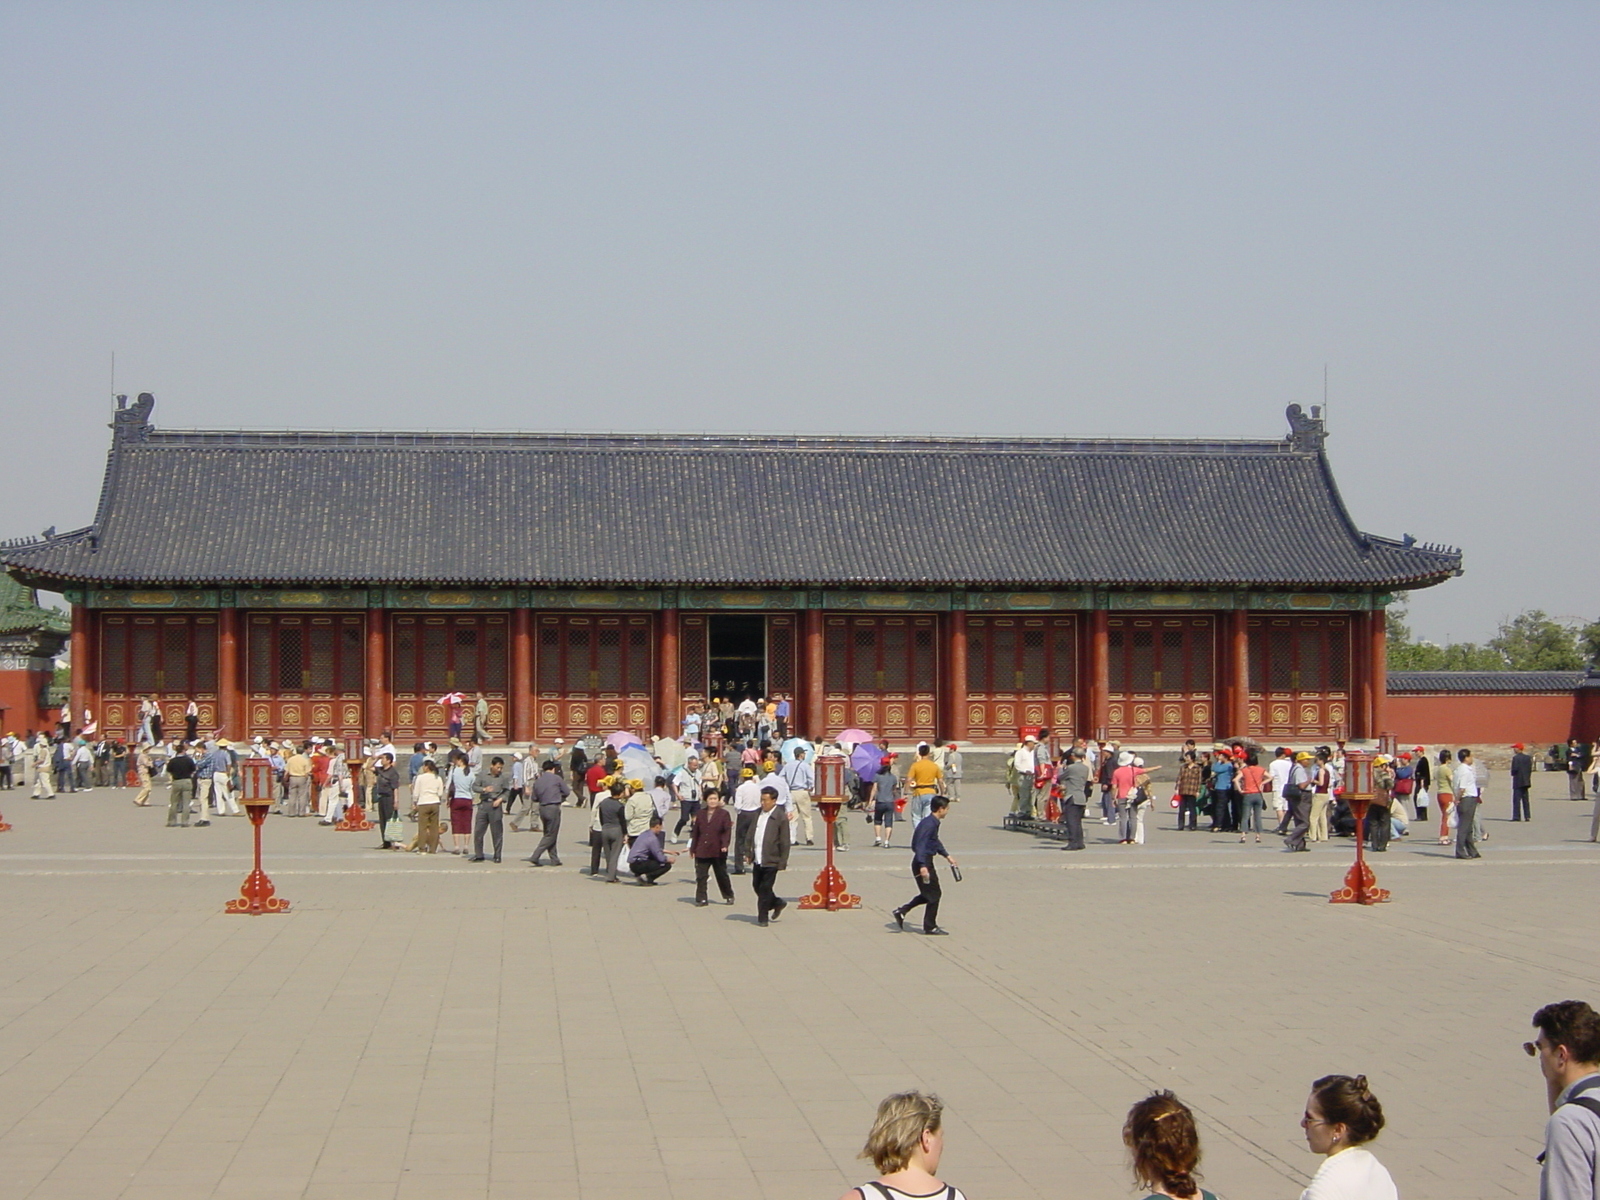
[1298,1074,1396,1199]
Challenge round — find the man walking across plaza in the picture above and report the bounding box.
[893,796,958,935]
[1283,751,1314,852]
[671,755,702,845]
[1454,748,1483,859]
[469,755,510,863]
[1529,999,1600,1200]
[731,766,761,874]
[1511,742,1534,823]
[30,735,55,798]
[527,759,570,866]
[750,785,790,926]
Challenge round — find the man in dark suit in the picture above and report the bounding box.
[1510,742,1534,822]
[750,786,790,927]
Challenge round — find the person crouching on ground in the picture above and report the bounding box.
[627,814,678,885]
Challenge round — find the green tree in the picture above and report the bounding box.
[1580,620,1600,667]
[1386,600,1493,670]
[1487,610,1582,671]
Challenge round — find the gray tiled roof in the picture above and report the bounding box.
[2,424,1462,590]
[1387,671,1588,694]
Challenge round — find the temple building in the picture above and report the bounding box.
[0,574,69,732]
[0,394,1461,746]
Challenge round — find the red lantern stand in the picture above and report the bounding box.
[335,738,373,831]
[799,753,860,911]
[226,761,290,915]
[1329,749,1390,905]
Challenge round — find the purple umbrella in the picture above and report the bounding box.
[605,730,643,752]
[850,742,881,782]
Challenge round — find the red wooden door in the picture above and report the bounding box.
[245,613,366,740]
[1106,616,1215,740]
[822,615,937,741]
[964,616,1077,738]
[533,614,653,739]
[1247,616,1351,739]
[98,613,219,737]
[391,614,509,740]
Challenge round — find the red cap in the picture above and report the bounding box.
[1513,742,1525,751]
[1399,752,1412,760]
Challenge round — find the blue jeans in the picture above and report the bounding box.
[909,792,932,827]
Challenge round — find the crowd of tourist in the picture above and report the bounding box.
[1003,729,1600,856]
[843,997,1600,1200]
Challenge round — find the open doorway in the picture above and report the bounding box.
[708,615,765,703]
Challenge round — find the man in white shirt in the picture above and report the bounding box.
[1011,736,1039,817]
[758,767,790,812]
[1453,749,1482,859]
[731,768,762,875]
[1267,746,1295,834]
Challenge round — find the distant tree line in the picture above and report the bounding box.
[1387,602,1600,672]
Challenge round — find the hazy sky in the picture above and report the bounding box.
[3,3,1595,642]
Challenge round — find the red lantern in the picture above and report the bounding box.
[226,761,290,915]
[1329,749,1390,905]
[799,753,861,911]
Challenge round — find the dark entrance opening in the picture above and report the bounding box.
[708,615,765,703]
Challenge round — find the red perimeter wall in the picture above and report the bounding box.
[1387,693,1588,748]
[0,668,54,736]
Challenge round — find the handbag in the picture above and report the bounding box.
[384,816,404,843]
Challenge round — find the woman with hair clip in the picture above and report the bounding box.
[839,1091,965,1200]
[1298,1074,1397,1199]
[1123,1090,1218,1200]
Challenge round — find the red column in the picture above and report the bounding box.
[944,610,968,742]
[365,609,389,736]
[804,608,825,738]
[69,604,93,733]
[657,608,680,737]
[510,607,533,743]
[1369,608,1388,741]
[1229,610,1250,738]
[218,607,241,738]
[1350,612,1370,740]
[1089,609,1110,740]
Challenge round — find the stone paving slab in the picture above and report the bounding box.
[0,772,1595,1199]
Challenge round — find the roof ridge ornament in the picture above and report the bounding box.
[111,392,155,442]
[1285,403,1326,452]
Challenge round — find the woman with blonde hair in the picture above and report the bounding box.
[839,1091,965,1200]
[1123,1090,1217,1200]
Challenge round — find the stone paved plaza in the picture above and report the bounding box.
[0,770,1595,1200]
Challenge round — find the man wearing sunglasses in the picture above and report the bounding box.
[1528,1000,1600,1200]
